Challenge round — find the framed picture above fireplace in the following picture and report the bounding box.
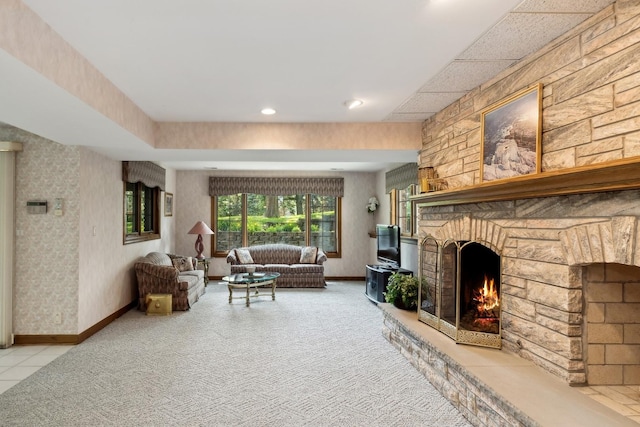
[480,83,542,183]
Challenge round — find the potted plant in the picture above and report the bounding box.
[384,272,420,311]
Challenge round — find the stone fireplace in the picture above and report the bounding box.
[415,189,640,386]
[381,1,640,424]
[404,0,640,388]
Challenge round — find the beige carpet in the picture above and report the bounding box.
[0,281,471,426]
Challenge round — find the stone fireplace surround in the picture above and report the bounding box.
[417,188,640,386]
[382,187,640,426]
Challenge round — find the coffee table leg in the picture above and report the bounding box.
[228,284,232,303]
[272,280,276,300]
[245,284,250,307]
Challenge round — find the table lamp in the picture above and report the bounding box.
[187,221,214,259]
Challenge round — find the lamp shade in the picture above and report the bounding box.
[188,221,214,259]
[188,221,214,235]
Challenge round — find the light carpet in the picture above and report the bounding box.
[0,281,471,426]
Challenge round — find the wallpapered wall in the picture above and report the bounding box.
[9,127,176,335]
[14,135,81,335]
[174,170,380,278]
[77,149,176,331]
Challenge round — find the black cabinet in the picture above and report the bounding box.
[365,264,412,303]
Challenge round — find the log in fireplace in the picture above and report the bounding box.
[418,236,501,349]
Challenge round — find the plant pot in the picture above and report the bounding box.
[393,296,416,311]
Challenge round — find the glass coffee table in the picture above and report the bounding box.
[222,272,280,307]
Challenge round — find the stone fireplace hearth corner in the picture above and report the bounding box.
[382,303,639,427]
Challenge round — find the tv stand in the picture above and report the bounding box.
[365,264,412,304]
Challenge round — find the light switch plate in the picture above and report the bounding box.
[54,198,63,216]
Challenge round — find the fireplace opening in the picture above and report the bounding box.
[419,236,502,348]
[460,243,501,335]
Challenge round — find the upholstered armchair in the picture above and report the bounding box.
[134,252,206,311]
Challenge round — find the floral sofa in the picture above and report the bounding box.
[134,252,206,311]
[226,244,327,288]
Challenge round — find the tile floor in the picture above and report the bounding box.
[579,386,640,424]
[0,345,72,394]
[1,344,640,425]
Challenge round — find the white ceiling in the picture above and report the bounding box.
[4,0,615,171]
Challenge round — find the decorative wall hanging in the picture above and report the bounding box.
[480,83,542,183]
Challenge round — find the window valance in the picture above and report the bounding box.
[122,161,166,191]
[209,177,344,197]
[385,163,418,193]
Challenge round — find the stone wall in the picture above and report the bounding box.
[416,0,640,385]
[585,263,640,385]
[419,190,640,384]
[420,1,640,188]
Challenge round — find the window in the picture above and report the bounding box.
[213,193,341,256]
[397,184,417,236]
[385,163,418,238]
[389,184,417,237]
[124,182,160,244]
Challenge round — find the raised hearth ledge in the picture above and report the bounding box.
[411,157,640,207]
[381,304,637,427]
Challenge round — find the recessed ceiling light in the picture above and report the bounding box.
[261,107,276,115]
[344,99,364,109]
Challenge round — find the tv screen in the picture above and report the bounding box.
[376,224,401,268]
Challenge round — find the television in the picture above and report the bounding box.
[376,224,401,269]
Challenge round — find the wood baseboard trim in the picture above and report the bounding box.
[14,301,136,346]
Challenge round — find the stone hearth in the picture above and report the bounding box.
[416,188,640,386]
[382,304,639,427]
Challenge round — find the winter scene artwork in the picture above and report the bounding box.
[480,84,542,183]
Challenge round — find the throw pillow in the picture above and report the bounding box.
[235,248,254,264]
[172,256,194,272]
[299,246,318,264]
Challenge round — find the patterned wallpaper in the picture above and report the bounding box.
[175,170,380,278]
[14,135,81,335]
[78,149,176,331]
[7,124,176,335]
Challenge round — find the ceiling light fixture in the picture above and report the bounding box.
[261,107,276,115]
[344,99,364,109]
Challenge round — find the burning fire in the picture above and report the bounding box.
[473,275,499,318]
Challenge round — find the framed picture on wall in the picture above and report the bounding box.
[480,83,542,183]
[164,192,173,217]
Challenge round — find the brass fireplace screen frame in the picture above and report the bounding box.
[418,235,502,349]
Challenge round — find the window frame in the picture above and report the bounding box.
[211,194,342,258]
[123,181,161,244]
[391,184,418,238]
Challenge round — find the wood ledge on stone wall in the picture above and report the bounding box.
[411,157,640,207]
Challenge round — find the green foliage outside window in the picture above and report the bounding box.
[215,193,339,254]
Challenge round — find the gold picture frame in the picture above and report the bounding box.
[480,83,542,183]
[164,192,173,217]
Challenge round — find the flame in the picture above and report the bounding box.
[473,275,499,318]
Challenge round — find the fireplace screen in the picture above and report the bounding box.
[418,236,501,348]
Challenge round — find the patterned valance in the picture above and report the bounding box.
[209,177,344,197]
[385,163,418,193]
[122,161,166,191]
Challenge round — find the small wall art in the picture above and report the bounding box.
[164,192,173,216]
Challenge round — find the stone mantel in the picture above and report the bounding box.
[411,158,640,207]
